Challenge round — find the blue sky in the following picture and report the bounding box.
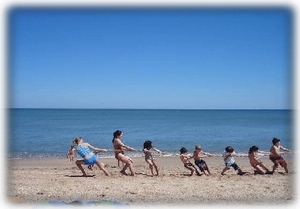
[8,7,292,109]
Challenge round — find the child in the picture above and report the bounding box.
[112,130,136,176]
[68,137,110,177]
[269,137,292,173]
[67,143,94,170]
[221,146,246,175]
[192,145,213,175]
[143,140,162,176]
[248,145,273,175]
[180,147,200,176]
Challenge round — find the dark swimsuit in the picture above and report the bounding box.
[269,156,283,163]
[195,159,206,171]
[113,139,124,159]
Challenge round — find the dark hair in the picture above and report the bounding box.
[272,137,280,145]
[112,130,123,143]
[225,146,234,153]
[180,147,188,154]
[249,145,259,153]
[143,140,153,149]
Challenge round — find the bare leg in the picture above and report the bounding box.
[117,153,135,176]
[185,165,195,176]
[75,160,87,177]
[190,168,195,176]
[128,160,135,176]
[147,160,154,176]
[279,159,288,173]
[95,162,110,176]
[258,163,271,173]
[252,165,265,175]
[272,160,279,172]
[203,163,211,175]
[283,165,288,173]
[153,161,159,176]
[221,167,230,175]
[120,163,129,174]
[121,160,135,176]
[149,164,154,176]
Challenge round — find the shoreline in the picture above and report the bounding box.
[6,156,296,206]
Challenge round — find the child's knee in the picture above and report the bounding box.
[126,160,133,166]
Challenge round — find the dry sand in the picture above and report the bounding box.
[6,155,297,207]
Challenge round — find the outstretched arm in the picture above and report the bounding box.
[94,148,108,153]
[201,151,215,157]
[280,146,292,152]
[115,139,136,151]
[152,147,162,153]
[86,143,107,153]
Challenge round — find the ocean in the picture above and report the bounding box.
[7,108,293,159]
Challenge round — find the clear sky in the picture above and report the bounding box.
[8,7,293,109]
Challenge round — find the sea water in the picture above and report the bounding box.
[7,108,293,159]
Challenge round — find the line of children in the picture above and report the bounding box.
[67,134,292,177]
[178,137,291,176]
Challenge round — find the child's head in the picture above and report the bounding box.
[272,137,280,145]
[195,145,202,151]
[143,140,153,149]
[180,147,188,154]
[249,145,259,153]
[225,146,234,153]
[73,137,82,145]
[113,130,123,138]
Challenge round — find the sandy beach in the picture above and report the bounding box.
[6,155,296,207]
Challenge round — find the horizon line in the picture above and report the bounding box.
[7,107,292,110]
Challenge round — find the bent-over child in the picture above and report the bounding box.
[192,145,213,175]
[269,137,292,173]
[68,137,110,177]
[180,147,200,176]
[67,143,95,170]
[248,145,273,175]
[221,146,247,175]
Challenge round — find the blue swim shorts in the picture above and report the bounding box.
[84,155,98,165]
